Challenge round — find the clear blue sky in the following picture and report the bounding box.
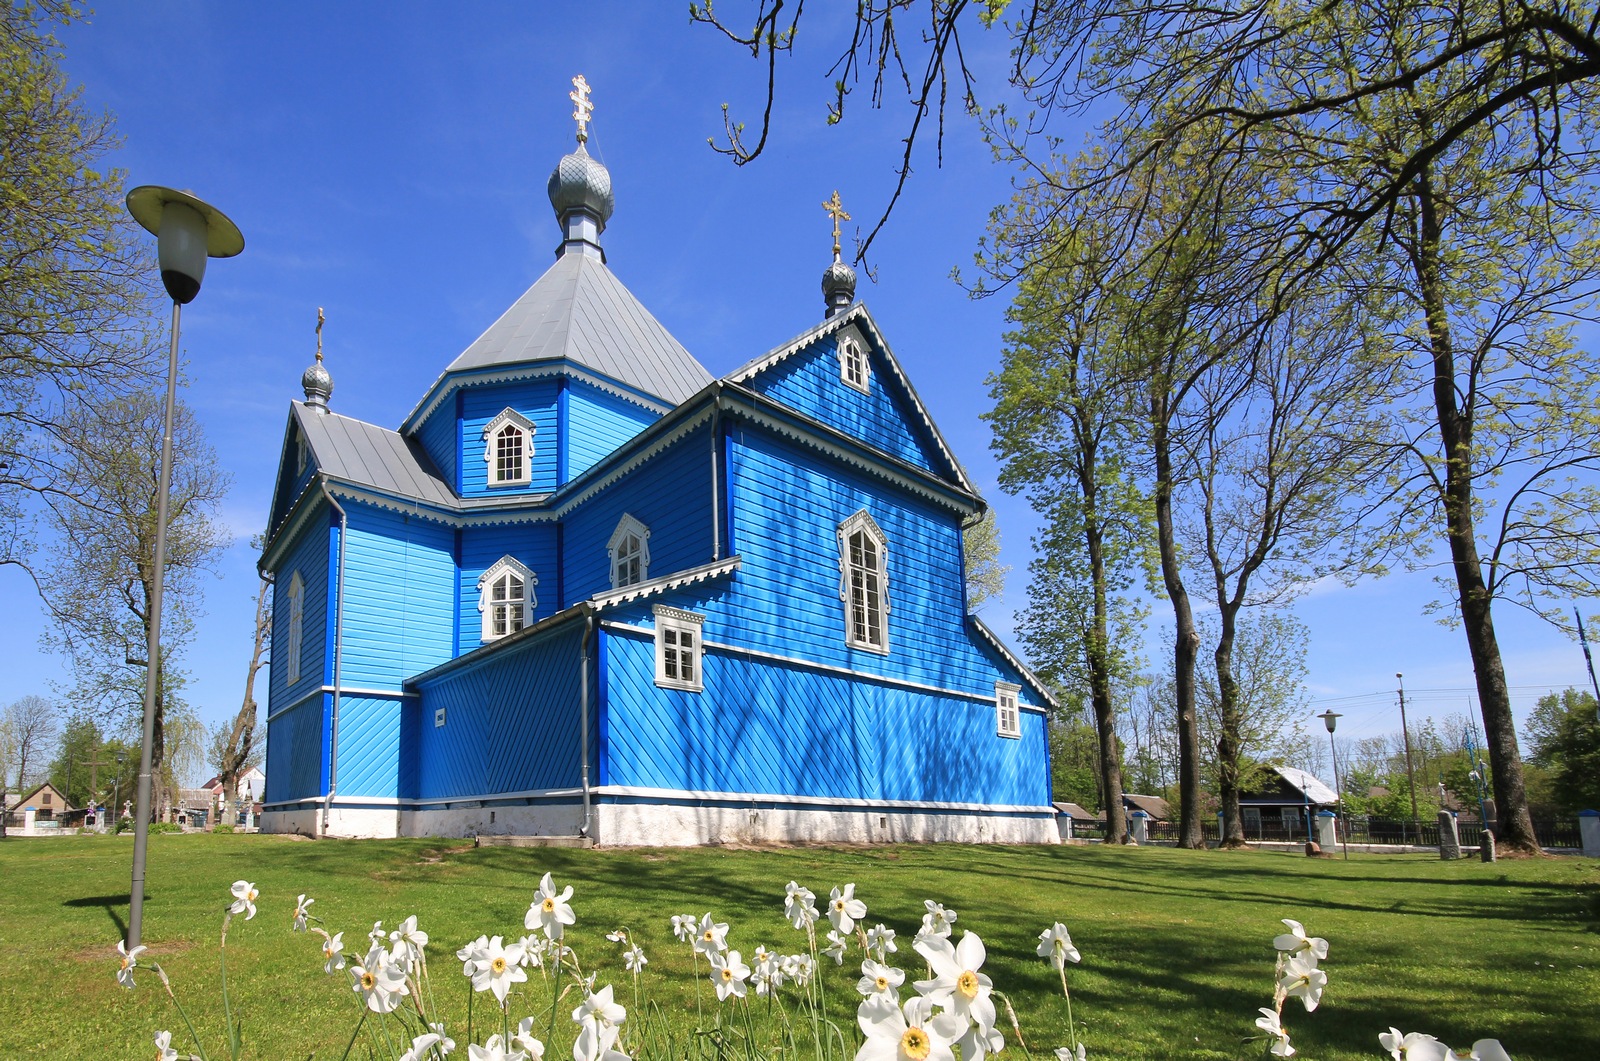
[3,2,1594,774]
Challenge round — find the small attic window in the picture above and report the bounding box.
[839,334,870,394]
[483,408,536,486]
[608,513,651,589]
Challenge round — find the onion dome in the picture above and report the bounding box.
[548,143,615,227]
[823,257,857,318]
[303,306,333,410]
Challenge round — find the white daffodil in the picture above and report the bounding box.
[790,952,815,987]
[473,936,529,1004]
[1277,954,1327,1012]
[858,959,905,1003]
[322,931,347,975]
[153,1030,179,1061]
[914,931,996,1036]
[1444,1042,1511,1061]
[624,945,647,973]
[1054,1046,1087,1061]
[469,1034,528,1061]
[458,935,490,975]
[228,880,259,920]
[398,1032,444,1061]
[572,983,628,1030]
[352,945,410,1013]
[823,929,849,965]
[572,1020,629,1061]
[527,873,577,940]
[954,1021,1007,1061]
[115,939,146,989]
[369,920,388,947]
[1036,923,1081,968]
[920,901,957,939]
[855,993,964,1061]
[693,913,729,957]
[390,914,430,967]
[866,924,898,960]
[708,949,752,1001]
[1272,920,1330,962]
[671,913,698,942]
[829,883,868,934]
[1255,1008,1295,1057]
[785,881,819,928]
[292,894,314,932]
[430,1022,459,1056]
[513,1017,546,1060]
[1381,1029,1449,1061]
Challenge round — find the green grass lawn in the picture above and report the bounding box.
[1,834,1595,1060]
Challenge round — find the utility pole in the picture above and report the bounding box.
[1397,672,1419,821]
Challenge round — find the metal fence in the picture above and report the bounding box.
[1072,815,1583,848]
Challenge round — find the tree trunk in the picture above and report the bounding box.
[1152,390,1205,848]
[221,575,270,805]
[1083,504,1128,843]
[1413,171,1540,854]
[1214,604,1247,847]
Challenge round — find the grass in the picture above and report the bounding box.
[1,834,1596,1060]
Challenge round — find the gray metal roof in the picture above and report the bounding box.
[441,251,712,406]
[294,402,455,508]
[1273,766,1340,805]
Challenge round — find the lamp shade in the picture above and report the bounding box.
[125,185,245,305]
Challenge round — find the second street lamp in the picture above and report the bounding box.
[1318,709,1349,860]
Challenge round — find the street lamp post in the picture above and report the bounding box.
[122,186,243,949]
[1318,710,1349,860]
[1397,672,1419,823]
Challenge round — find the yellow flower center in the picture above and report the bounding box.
[492,956,507,975]
[704,930,715,942]
[721,967,733,981]
[900,1027,931,1061]
[875,976,889,990]
[248,889,258,902]
[835,899,846,911]
[360,971,377,990]
[323,945,333,959]
[543,897,556,913]
[121,957,132,971]
[957,970,980,999]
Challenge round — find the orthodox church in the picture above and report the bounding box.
[259,83,1056,844]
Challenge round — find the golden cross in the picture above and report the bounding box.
[821,190,850,258]
[315,306,325,363]
[570,74,594,143]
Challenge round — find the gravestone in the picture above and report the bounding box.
[1479,828,1497,863]
[1579,810,1600,858]
[1315,810,1338,850]
[1437,810,1461,859]
[1130,810,1148,844]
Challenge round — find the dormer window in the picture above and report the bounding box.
[839,334,870,394]
[483,408,536,487]
[608,513,651,588]
[837,509,889,653]
[479,556,537,642]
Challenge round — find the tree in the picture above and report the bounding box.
[45,715,132,810]
[38,391,230,810]
[1046,692,1102,812]
[1193,612,1312,806]
[1,2,160,573]
[208,561,270,805]
[961,507,1008,611]
[1,694,58,836]
[1525,689,1600,814]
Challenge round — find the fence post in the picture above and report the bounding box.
[1580,810,1600,858]
[1437,810,1461,860]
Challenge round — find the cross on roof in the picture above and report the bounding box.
[315,306,325,363]
[821,190,850,259]
[571,74,593,144]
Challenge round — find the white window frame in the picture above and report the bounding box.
[653,605,705,692]
[837,509,890,653]
[284,571,305,685]
[482,408,536,487]
[838,332,871,394]
[478,555,538,642]
[608,513,651,589]
[996,681,1022,738]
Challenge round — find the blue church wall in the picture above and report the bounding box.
[600,627,1048,806]
[456,522,560,651]
[338,502,456,688]
[565,380,661,483]
[722,425,1041,707]
[414,398,460,493]
[265,694,327,803]
[560,422,715,603]
[457,378,562,497]
[743,333,943,475]
[333,694,416,800]
[411,621,589,801]
[267,512,332,712]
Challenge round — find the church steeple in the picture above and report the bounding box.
[547,75,614,262]
[301,306,333,411]
[820,190,856,318]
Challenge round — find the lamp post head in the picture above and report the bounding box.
[125,186,244,304]
[1318,709,1341,734]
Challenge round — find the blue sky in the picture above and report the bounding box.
[3,2,1594,770]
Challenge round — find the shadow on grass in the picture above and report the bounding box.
[63,894,136,940]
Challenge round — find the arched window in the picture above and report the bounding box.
[478,556,538,642]
[838,333,870,394]
[482,408,536,486]
[608,513,651,588]
[837,510,889,652]
[284,571,305,684]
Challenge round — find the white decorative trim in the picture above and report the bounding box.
[404,362,673,434]
[995,681,1022,738]
[284,571,304,685]
[837,327,871,394]
[607,513,651,588]
[478,555,538,642]
[482,408,536,487]
[589,556,743,610]
[653,605,704,692]
[559,407,713,513]
[968,615,1058,709]
[838,509,890,654]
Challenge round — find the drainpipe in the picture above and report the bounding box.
[710,390,723,561]
[579,609,594,838]
[318,481,348,838]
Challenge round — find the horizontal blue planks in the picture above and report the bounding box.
[339,502,456,687]
[566,381,659,482]
[457,523,560,648]
[602,630,1048,806]
[459,379,560,497]
[265,695,327,802]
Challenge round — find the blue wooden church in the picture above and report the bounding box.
[259,96,1056,844]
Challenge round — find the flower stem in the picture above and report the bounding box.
[337,1009,368,1061]
[156,963,210,1061]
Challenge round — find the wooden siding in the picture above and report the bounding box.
[334,694,414,800]
[746,332,942,474]
[459,379,561,497]
[566,381,659,483]
[412,622,588,801]
[560,422,715,603]
[265,695,327,803]
[414,399,459,493]
[602,629,1049,806]
[723,426,1041,705]
[339,502,456,687]
[267,511,332,712]
[457,523,560,650]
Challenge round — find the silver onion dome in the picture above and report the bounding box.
[302,358,333,410]
[548,144,615,228]
[823,257,857,318]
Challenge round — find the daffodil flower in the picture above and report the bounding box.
[829,883,868,934]
[1255,1008,1295,1057]
[1381,1028,1448,1061]
[513,1017,546,1060]
[855,993,963,1061]
[785,881,819,929]
[866,923,898,960]
[397,1032,443,1061]
[693,913,729,957]
[1036,923,1081,968]
[1277,953,1327,1012]
[472,936,528,1004]
[153,1030,180,1061]
[1054,1046,1088,1061]
[351,945,409,1013]
[389,914,430,968]
[292,894,314,932]
[526,873,576,940]
[1442,1042,1511,1061]
[1272,920,1329,962]
[671,913,698,942]
[572,1021,629,1061]
[920,901,957,939]
[228,880,259,920]
[572,983,627,1030]
[624,945,647,973]
[857,958,905,1003]
[458,934,490,975]
[914,931,997,1036]
[430,1022,458,1057]
[469,1033,528,1061]
[322,931,346,975]
[823,929,849,965]
[115,939,146,989]
[708,949,752,1001]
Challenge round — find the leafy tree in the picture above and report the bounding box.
[1,1,160,573]
[1193,612,1312,804]
[211,546,271,805]
[1524,688,1600,813]
[961,506,1008,611]
[45,715,132,810]
[1046,691,1103,812]
[38,390,230,810]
